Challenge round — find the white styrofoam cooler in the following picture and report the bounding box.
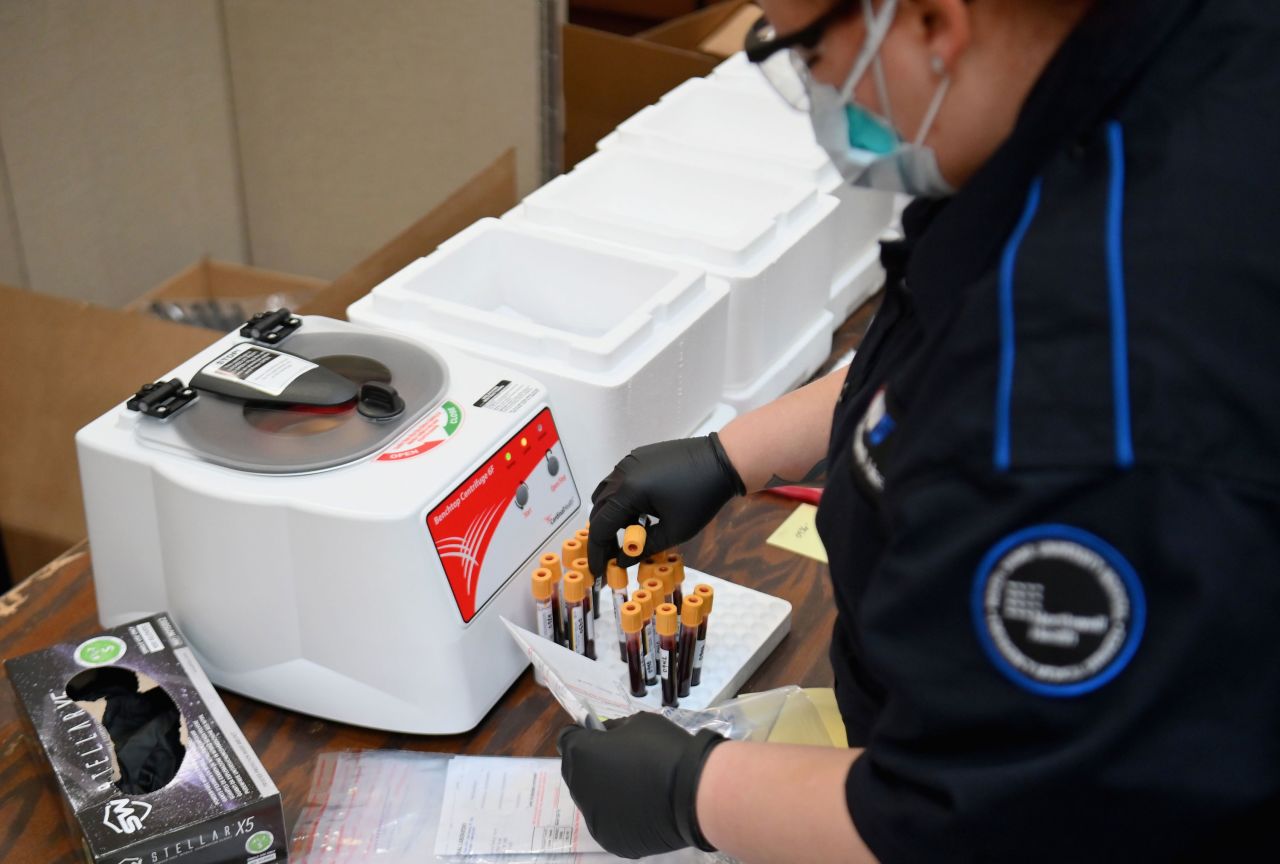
[348,218,730,492]
[506,149,837,412]
[598,75,895,325]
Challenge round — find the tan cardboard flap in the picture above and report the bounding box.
[570,0,701,21]
[0,284,219,579]
[127,259,327,318]
[563,25,719,167]
[698,4,763,58]
[299,149,519,320]
[638,0,753,50]
[0,150,24,289]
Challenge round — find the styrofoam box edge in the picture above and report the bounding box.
[689,402,737,437]
[516,150,840,279]
[354,218,724,385]
[828,243,886,327]
[722,309,833,412]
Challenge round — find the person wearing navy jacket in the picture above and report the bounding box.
[564,0,1280,860]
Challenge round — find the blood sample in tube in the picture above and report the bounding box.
[607,560,629,662]
[643,576,668,609]
[638,556,660,588]
[632,589,658,686]
[664,553,686,610]
[620,601,647,698]
[655,564,680,611]
[563,571,588,657]
[572,554,601,623]
[540,552,565,645]
[569,562,596,660]
[691,584,714,687]
[656,603,680,708]
[561,537,585,571]
[573,528,599,617]
[677,595,703,698]
[531,568,556,643]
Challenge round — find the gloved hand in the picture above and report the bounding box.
[587,432,745,576]
[558,712,725,859]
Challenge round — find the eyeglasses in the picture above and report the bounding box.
[743,0,860,111]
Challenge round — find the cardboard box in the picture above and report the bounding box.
[5,613,286,864]
[299,148,519,320]
[0,285,219,585]
[0,151,517,587]
[126,259,326,331]
[563,0,755,167]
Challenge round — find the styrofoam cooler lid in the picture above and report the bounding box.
[360,218,721,383]
[601,77,839,191]
[517,149,833,275]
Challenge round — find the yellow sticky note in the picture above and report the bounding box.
[766,503,828,564]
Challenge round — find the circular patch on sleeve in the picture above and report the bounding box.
[971,524,1145,697]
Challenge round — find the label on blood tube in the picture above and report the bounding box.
[614,598,625,646]
[693,639,706,670]
[571,607,586,655]
[645,623,658,678]
[586,606,595,642]
[536,603,555,642]
[659,647,671,679]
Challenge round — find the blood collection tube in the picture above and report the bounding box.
[638,556,660,586]
[677,595,704,698]
[607,560,630,662]
[573,527,599,617]
[643,576,669,608]
[622,524,646,558]
[561,537,585,572]
[664,552,686,610]
[563,571,588,657]
[561,539,586,636]
[656,603,680,708]
[569,560,596,659]
[572,553,601,621]
[531,568,556,643]
[620,601,647,697]
[631,588,658,685]
[656,563,680,611]
[540,552,565,646]
[691,584,714,687]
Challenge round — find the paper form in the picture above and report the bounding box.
[502,617,634,725]
[434,757,606,856]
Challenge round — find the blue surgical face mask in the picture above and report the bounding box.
[808,0,955,198]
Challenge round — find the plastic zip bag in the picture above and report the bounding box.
[290,750,734,864]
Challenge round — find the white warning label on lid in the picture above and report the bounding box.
[201,343,316,396]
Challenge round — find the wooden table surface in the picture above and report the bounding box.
[0,302,876,863]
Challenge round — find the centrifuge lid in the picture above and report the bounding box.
[134,328,449,474]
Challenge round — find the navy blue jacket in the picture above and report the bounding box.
[815,1,1280,859]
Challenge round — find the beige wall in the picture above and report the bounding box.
[0,1,248,306]
[224,0,543,280]
[0,0,546,304]
[0,144,25,289]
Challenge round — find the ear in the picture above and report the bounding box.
[904,0,973,72]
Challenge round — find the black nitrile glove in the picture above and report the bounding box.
[587,432,745,576]
[557,712,725,859]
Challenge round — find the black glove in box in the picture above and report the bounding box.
[5,613,286,864]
